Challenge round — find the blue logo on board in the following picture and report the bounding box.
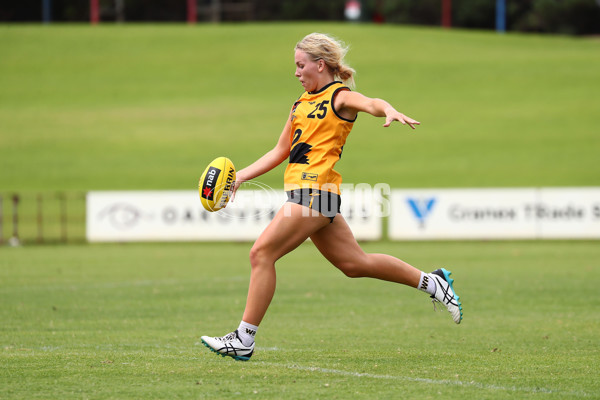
[406,197,437,228]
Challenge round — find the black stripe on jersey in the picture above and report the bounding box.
[308,81,342,95]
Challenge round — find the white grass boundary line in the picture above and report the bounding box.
[259,362,592,397]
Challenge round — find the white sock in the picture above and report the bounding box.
[237,321,258,346]
[417,272,436,295]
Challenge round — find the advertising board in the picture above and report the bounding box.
[86,186,383,242]
[389,188,600,240]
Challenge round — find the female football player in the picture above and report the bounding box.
[201,33,462,361]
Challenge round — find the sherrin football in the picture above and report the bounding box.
[199,157,236,212]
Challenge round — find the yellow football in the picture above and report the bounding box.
[199,157,236,212]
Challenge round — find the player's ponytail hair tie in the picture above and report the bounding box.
[296,32,356,88]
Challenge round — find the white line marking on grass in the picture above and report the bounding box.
[259,362,592,397]
[256,347,280,351]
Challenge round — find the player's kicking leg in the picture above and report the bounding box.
[310,214,463,324]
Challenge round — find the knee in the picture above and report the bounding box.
[249,244,271,269]
[336,260,367,278]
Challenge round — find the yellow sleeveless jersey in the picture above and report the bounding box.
[284,81,356,195]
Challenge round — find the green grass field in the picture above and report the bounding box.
[2,241,599,399]
[1,23,599,192]
[1,23,599,399]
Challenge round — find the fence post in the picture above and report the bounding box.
[0,195,3,244]
[10,194,20,246]
[90,0,100,24]
[211,0,221,23]
[59,192,68,243]
[442,0,452,28]
[496,0,506,33]
[42,0,52,24]
[37,193,44,244]
[187,0,197,23]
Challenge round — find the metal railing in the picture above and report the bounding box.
[0,192,86,246]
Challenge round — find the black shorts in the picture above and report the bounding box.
[285,188,341,223]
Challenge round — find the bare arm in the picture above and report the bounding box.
[335,90,420,129]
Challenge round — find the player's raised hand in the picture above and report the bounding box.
[383,111,420,129]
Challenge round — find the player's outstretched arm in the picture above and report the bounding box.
[335,90,420,129]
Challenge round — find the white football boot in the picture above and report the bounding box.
[201,330,254,361]
[430,268,463,324]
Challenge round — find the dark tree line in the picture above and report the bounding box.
[2,0,599,35]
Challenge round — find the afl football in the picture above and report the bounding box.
[199,157,236,212]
